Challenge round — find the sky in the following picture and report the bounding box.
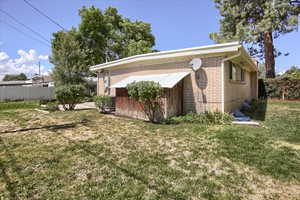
[0,0,300,80]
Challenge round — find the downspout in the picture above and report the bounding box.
[97,71,100,96]
[221,49,242,112]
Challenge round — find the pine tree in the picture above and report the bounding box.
[210,0,300,78]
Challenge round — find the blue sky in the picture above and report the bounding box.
[0,0,299,79]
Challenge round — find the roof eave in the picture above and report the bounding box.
[240,47,258,72]
[90,42,241,72]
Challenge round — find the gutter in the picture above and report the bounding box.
[90,42,241,71]
[221,50,242,112]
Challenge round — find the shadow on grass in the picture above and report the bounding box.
[50,129,186,200]
[0,120,89,135]
[243,99,268,121]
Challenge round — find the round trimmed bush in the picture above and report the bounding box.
[55,85,85,110]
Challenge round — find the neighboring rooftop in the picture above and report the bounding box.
[0,80,32,86]
[32,75,52,83]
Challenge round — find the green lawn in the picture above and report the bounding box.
[0,101,300,199]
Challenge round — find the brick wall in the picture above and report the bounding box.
[223,61,256,112]
[98,56,224,113]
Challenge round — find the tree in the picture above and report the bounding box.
[210,0,300,78]
[281,66,300,78]
[50,28,89,86]
[78,6,156,65]
[3,73,27,81]
[50,6,156,87]
[127,81,163,123]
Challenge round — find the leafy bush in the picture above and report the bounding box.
[46,102,59,112]
[260,78,300,100]
[39,99,52,105]
[55,85,85,110]
[166,111,233,125]
[82,95,94,103]
[94,95,113,113]
[127,81,163,122]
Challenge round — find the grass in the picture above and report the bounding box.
[0,100,300,199]
[0,100,40,111]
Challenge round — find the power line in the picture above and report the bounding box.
[0,8,51,44]
[23,0,66,30]
[0,19,51,47]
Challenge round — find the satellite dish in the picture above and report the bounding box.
[190,58,202,71]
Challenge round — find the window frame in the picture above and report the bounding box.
[240,68,245,82]
[229,61,245,83]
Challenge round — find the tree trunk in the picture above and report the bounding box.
[263,32,276,78]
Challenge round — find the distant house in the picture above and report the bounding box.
[90,42,258,120]
[31,75,54,87]
[0,75,54,88]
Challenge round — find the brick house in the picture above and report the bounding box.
[90,42,258,120]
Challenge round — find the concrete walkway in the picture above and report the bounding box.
[59,102,96,111]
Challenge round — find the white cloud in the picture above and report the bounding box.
[0,49,49,80]
[0,52,9,63]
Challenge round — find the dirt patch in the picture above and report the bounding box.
[274,141,300,150]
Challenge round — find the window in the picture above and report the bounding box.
[241,68,245,81]
[229,62,237,81]
[229,61,245,82]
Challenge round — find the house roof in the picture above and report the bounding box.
[0,80,32,86]
[32,75,52,83]
[90,42,247,71]
[111,72,190,88]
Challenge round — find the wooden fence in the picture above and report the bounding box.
[0,86,55,101]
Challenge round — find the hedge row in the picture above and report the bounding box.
[259,78,300,100]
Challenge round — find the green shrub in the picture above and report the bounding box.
[166,111,233,125]
[82,96,94,103]
[46,102,59,112]
[55,85,85,110]
[127,81,163,122]
[39,99,51,105]
[94,95,113,113]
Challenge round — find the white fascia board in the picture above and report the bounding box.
[240,47,258,72]
[90,42,241,71]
